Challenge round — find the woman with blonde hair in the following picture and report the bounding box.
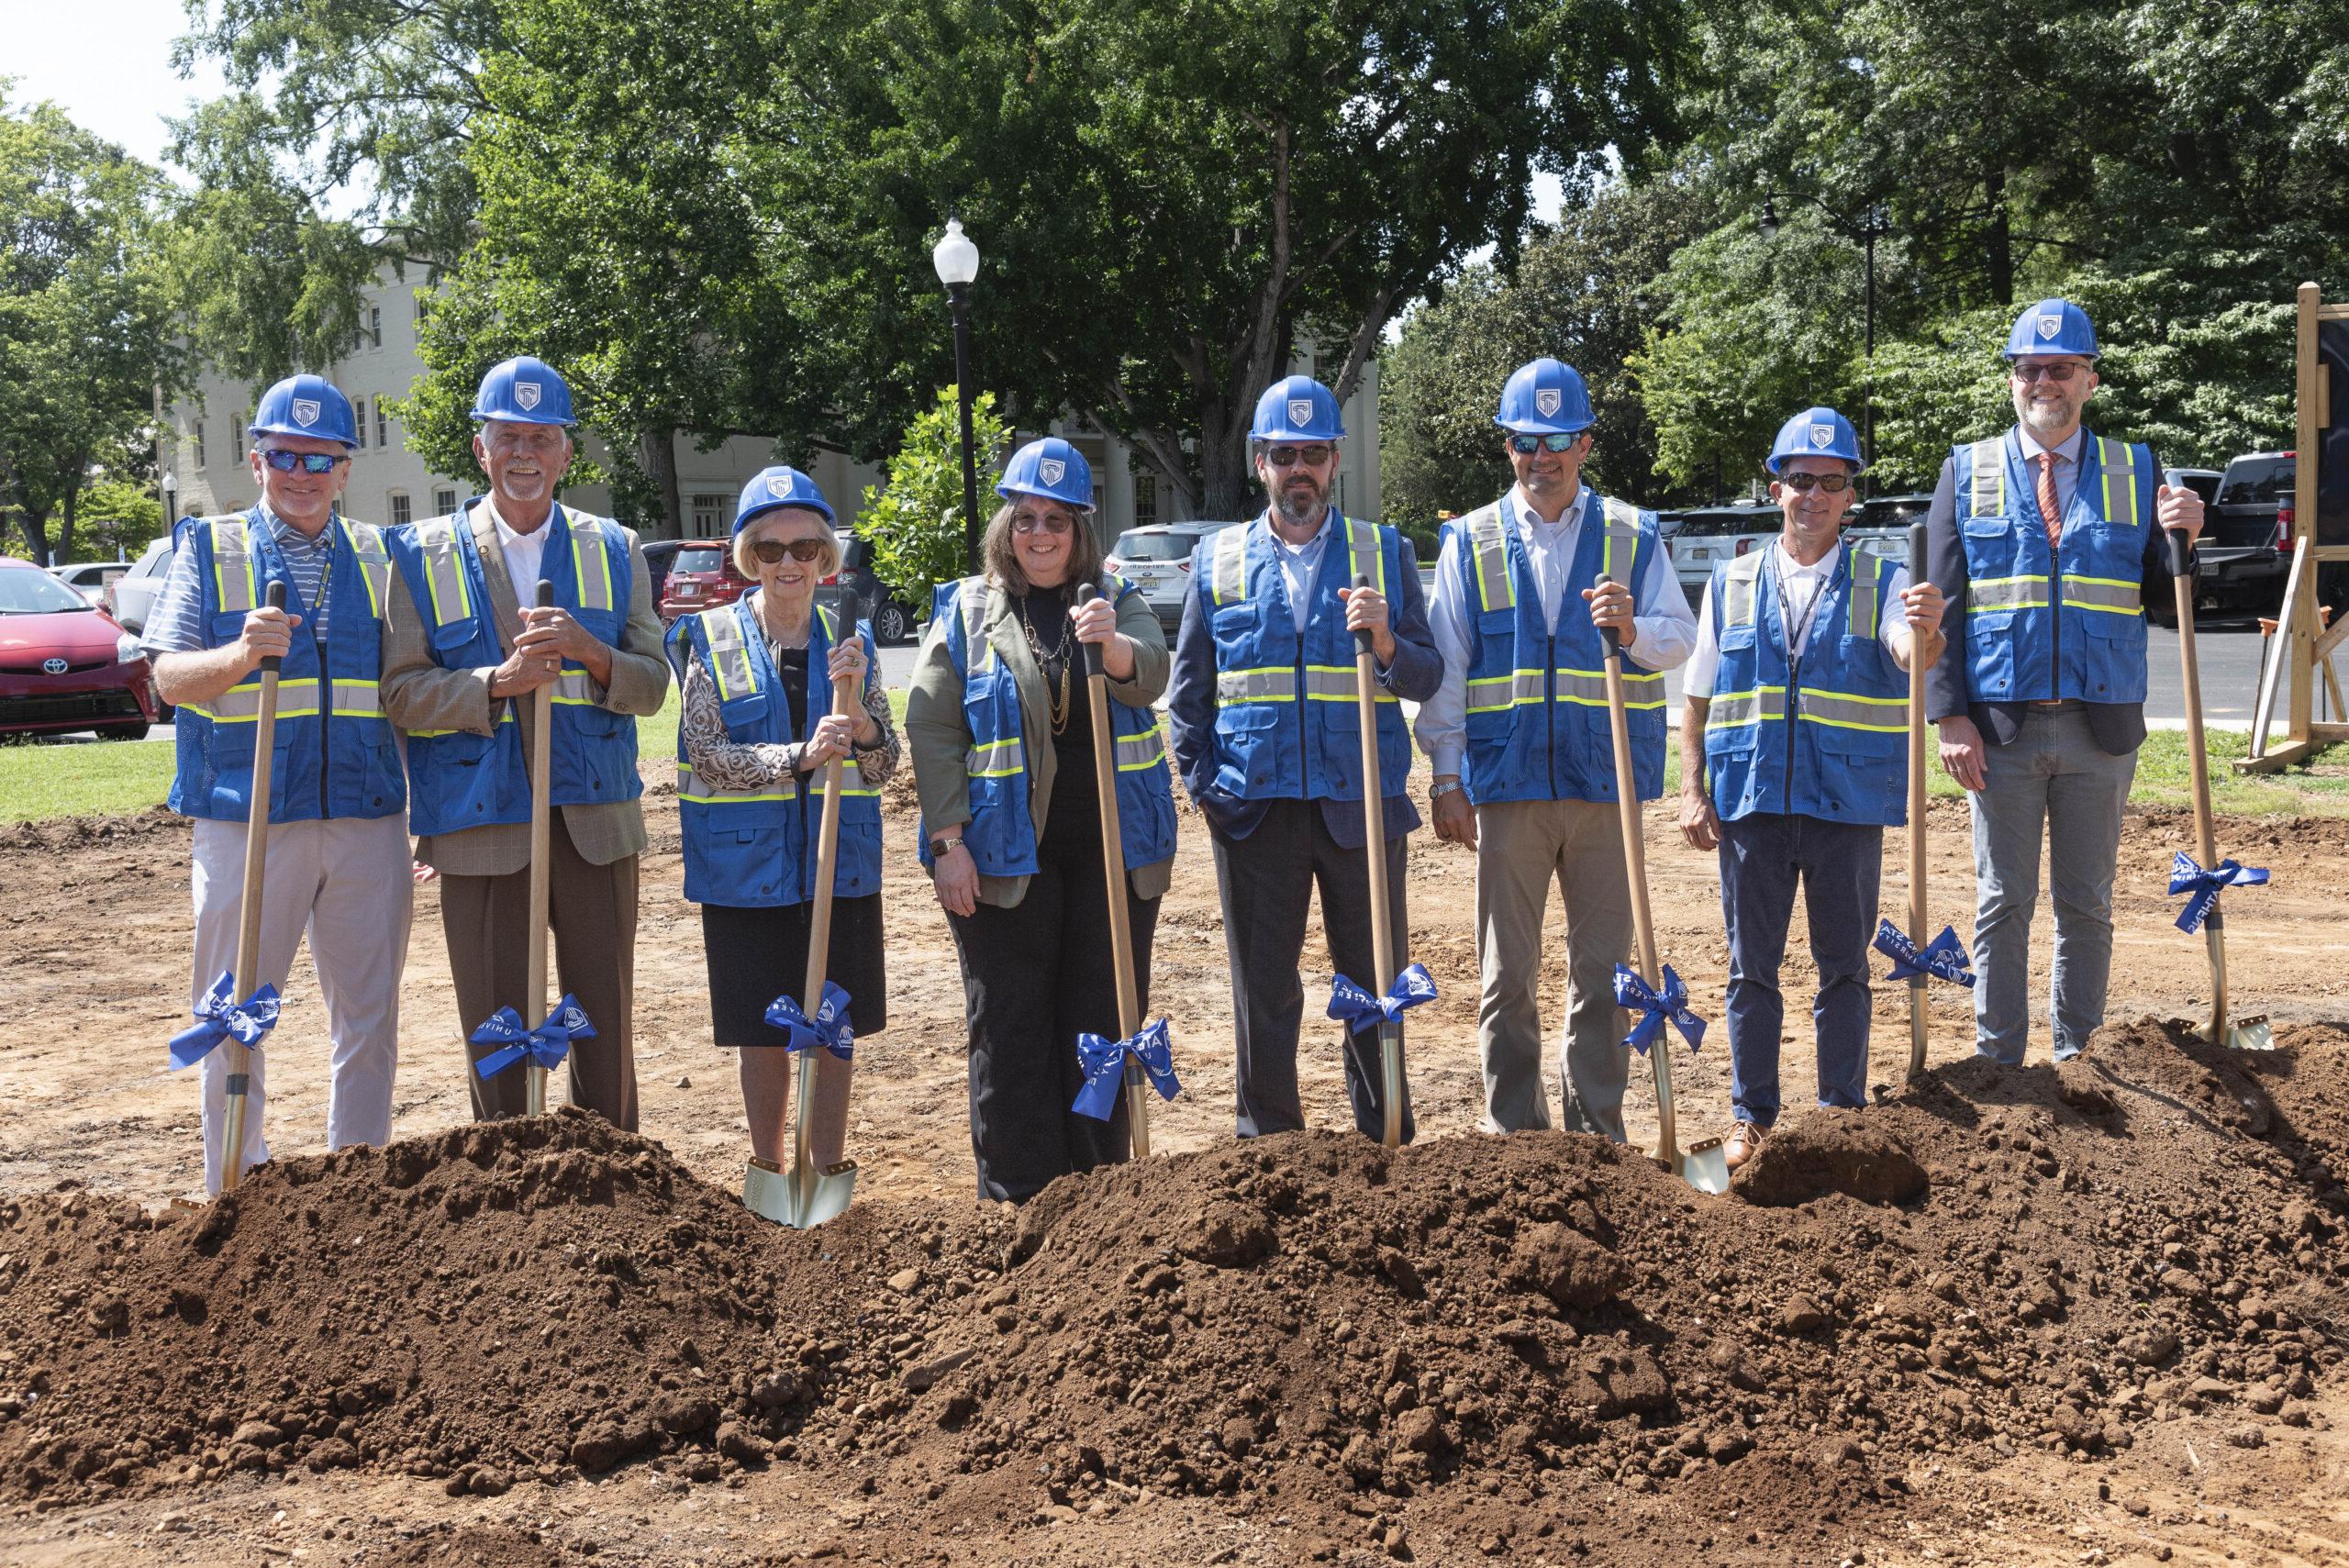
[907,438,1177,1201]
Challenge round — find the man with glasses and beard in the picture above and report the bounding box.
[143,373,414,1191]
[381,356,671,1128]
[1927,300,2203,1065]
[1677,409,1944,1169]
[1168,375,1441,1142]
[1415,357,1697,1142]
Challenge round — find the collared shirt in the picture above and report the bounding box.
[482,495,551,611]
[2016,425,2086,523]
[1268,507,1332,636]
[1682,539,1913,700]
[1416,483,1697,779]
[142,503,339,660]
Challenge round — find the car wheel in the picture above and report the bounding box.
[874,600,912,646]
[100,722,150,742]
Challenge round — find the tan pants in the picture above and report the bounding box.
[1474,797,1634,1140]
[438,813,640,1130]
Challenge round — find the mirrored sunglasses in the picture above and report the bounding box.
[1506,433,1578,455]
[260,450,349,474]
[1778,472,1854,494]
[750,538,829,564]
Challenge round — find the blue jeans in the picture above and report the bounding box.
[1719,810,1882,1127]
[1968,706,2137,1063]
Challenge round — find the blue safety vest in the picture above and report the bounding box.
[169,509,406,824]
[1953,428,2152,705]
[1443,494,1668,805]
[1703,542,1909,827]
[915,573,1176,880]
[667,593,882,907]
[1192,513,1412,806]
[386,502,641,837]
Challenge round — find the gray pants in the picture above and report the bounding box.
[1968,706,2137,1063]
[1475,797,1633,1140]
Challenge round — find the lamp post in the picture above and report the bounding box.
[931,217,983,573]
[1760,195,1892,477]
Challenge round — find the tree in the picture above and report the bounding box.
[855,387,1012,614]
[0,98,181,565]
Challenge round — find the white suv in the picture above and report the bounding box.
[103,535,178,635]
[1105,520,1242,633]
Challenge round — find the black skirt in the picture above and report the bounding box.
[700,895,889,1046]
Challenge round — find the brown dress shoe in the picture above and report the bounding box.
[1723,1120,1765,1170]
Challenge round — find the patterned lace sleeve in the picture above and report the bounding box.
[851,674,900,785]
[681,655,801,789]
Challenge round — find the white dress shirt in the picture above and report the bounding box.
[1682,538,1913,700]
[1417,484,1697,779]
[1267,509,1332,636]
[2016,425,2086,521]
[484,495,552,611]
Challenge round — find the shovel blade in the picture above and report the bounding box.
[2226,1015,2275,1052]
[787,1157,859,1229]
[1677,1138,1732,1196]
[741,1158,797,1225]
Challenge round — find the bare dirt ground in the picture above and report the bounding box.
[2,775,2345,1566]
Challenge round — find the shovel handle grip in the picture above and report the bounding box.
[1075,582,1106,677]
[2163,525,2195,580]
[535,578,555,609]
[1350,573,1374,655]
[1595,573,1621,659]
[1908,521,1929,583]
[257,581,288,673]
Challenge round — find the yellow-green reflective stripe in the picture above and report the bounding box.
[698,606,757,701]
[211,519,258,615]
[954,577,993,672]
[1467,509,1513,613]
[328,679,382,717]
[2098,438,2142,527]
[676,764,796,805]
[840,786,881,798]
[1300,664,1397,703]
[413,711,517,738]
[967,740,1023,778]
[1797,687,1909,732]
[1971,576,2049,612]
[1211,527,1248,606]
[1849,551,1881,638]
[1707,686,1787,729]
[1114,728,1165,771]
[1558,668,1664,709]
[1721,562,1761,628]
[418,519,473,630]
[550,672,603,706]
[1217,666,1297,703]
[1344,518,1386,599]
[187,677,322,722]
[2061,573,2142,613]
[1600,498,1640,583]
[567,517,618,612]
[343,521,392,618]
[1970,439,2005,517]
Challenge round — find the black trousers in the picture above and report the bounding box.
[948,830,1161,1204]
[1209,797,1414,1142]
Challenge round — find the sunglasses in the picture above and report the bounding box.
[1264,445,1333,469]
[1506,433,1579,455]
[1011,511,1074,536]
[1778,472,1854,495]
[259,450,349,474]
[2010,361,2089,384]
[750,538,829,564]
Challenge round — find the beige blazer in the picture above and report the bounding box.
[379,501,672,874]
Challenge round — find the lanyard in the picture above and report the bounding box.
[1769,546,1841,664]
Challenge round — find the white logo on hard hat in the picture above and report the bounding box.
[1287,398,1313,428]
[1809,422,1835,450]
[765,474,792,499]
[515,381,542,412]
[291,399,321,428]
[1038,458,1066,485]
[2036,313,2061,341]
[1535,389,1563,417]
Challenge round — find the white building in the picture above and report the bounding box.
[163,269,1380,548]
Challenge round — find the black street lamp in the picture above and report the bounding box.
[931,217,983,573]
[1761,194,1892,477]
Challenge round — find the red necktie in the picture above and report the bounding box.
[2036,451,2062,551]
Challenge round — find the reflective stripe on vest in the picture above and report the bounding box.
[341,520,394,618]
[567,516,618,612]
[1798,687,1908,731]
[184,677,323,722]
[2062,573,2142,614]
[1849,560,1881,637]
[1301,663,1400,704]
[1598,498,1641,582]
[1466,507,1513,613]
[1707,684,1787,731]
[1970,438,2005,517]
[1720,553,1765,629]
[1971,574,2051,612]
[677,763,797,805]
[416,517,474,628]
[1115,722,1166,773]
[2097,438,2143,528]
[211,518,259,613]
[1343,517,1386,598]
[967,739,1023,778]
[1210,526,1248,606]
[1466,668,1547,713]
[697,605,758,698]
[958,576,995,671]
[1217,665,1297,703]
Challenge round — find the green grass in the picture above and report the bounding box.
[0,735,179,824]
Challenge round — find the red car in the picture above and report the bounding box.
[0,557,161,740]
[656,540,754,624]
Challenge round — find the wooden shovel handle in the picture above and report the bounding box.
[1074,584,1150,1157]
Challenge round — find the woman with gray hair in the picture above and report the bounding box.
[665,465,896,1221]
[907,437,1178,1201]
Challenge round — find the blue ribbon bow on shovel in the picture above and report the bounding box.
[1613,963,1706,1055]
[473,995,596,1080]
[1872,918,1977,988]
[168,970,282,1070]
[1326,962,1440,1032]
[2167,851,2268,934]
[1073,1018,1181,1121]
[766,981,854,1062]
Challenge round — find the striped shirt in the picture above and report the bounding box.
[141,506,340,658]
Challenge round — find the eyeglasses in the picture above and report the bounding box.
[1506,433,1578,455]
[750,538,829,564]
[1264,445,1333,469]
[1777,472,1855,495]
[1011,511,1075,536]
[2009,361,2089,384]
[259,450,349,474]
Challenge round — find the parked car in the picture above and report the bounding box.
[818,535,921,646]
[49,560,132,603]
[2165,466,2223,507]
[1105,520,1244,632]
[2193,451,2297,615]
[0,558,161,740]
[102,533,176,635]
[1663,503,1778,607]
[655,540,754,623]
[641,539,687,606]
[1845,492,1933,572]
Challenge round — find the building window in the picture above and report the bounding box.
[690,493,724,538]
[194,421,205,470]
[389,492,412,528]
[352,399,367,449]
[434,487,457,516]
[414,293,427,324]
[374,402,388,448]
[1132,472,1157,529]
[369,306,383,349]
[232,415,245,462]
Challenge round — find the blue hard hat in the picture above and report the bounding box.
[2002,298,2099,361]
[250,373,358,448]
[1250,375,1346,442]
[470,356,578,426]
[996,438,1094,510]
[733,466,835,532]
[1766,406,1865,473]
[1494,358,1595,435]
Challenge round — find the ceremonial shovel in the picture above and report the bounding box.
[1351,575,1408,1150]
[1595,577,1726,1195]
[2165,528,2272,1051]
[218,581,289,1193]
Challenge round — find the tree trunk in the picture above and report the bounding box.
[17,511,53,567]
[638,428,683,539]
[1985,168,2014,308]
[1197,392,1259,522]
[56,479,81,566]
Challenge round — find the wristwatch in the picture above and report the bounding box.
[1430,779,1464,803]
[929,835,964,860]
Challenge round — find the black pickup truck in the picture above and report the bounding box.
[2188,451,2295,616]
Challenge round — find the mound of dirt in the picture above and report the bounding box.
[0,806,185,854]
[2,1019,2344,1563]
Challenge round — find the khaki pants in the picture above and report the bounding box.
[438,813,640,1129]
[1474,797,1633,1140]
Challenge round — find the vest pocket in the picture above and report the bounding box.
[208,610,251,643]
[1967,608,2019,696]
[1719,624,1757,653]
